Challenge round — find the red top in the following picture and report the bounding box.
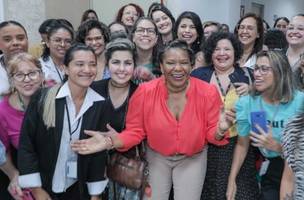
[118,77,228,156]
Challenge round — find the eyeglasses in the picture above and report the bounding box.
[12,70,42,82]
[50,37,72,46]
[253,65,272,75]
[135,28,156,36]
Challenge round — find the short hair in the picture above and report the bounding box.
[104,38,136,66]
[0,20,28,37]
[76,19,109,44]
[7,52,42,76]
[148,3,175,26]
[158,39,195,66]
[41,22,74,61]
[273,17,289,28]
[203,32,243,65]
[63,43,96,67]
[235,13,264,59]
[81,9,99,23]
[264,28,288,51]
[251,50,295,103]
[173,11,204,54]
[116,3,144,24]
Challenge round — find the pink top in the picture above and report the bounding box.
[0,96,25,150]
[118,77,228,156]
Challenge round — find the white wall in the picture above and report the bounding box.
[244,0,304,27]
[4,0,45,44]
[166,0,241,31]
[0,0,4,22]
[91,0,160,25]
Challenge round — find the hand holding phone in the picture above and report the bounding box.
[250,111,268,134]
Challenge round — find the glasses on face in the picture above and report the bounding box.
[50,37,72,46]
[135,28,156,36]
[253,65,272,75]
[12,70,42,82]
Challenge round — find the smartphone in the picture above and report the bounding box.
[250,111,268,134]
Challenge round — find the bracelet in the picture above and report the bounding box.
[105,137,114,150]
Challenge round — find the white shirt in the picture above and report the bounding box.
[243,54,257,69]
[19,82,108,195]
[40,56,65,84]
[0,55,10,98]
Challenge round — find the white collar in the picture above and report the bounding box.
[56,82,104,120]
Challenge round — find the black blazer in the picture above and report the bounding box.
[191,65,251,84]
[18,87,107,197]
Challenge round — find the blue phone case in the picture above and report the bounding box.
[250,111,268,134]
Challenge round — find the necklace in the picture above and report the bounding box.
[214,71,231,102]
[109,79,130,88]
[17,92,26,111]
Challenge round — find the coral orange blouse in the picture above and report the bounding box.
[118,77,228,156]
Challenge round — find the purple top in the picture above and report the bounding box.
[0,96,25,150]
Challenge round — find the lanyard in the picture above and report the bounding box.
[54,64,64,82]
[17,91,26,111]
[214,71,232,102]
[51,58,64,82]
[65,103,81,141]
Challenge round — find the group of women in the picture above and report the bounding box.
[0,2,304,200]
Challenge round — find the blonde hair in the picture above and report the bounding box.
[7,52,42,76]
[251,50,295,103]
[6,53,43,95]
[42,84,61,129]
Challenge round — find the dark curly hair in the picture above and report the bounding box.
[173,11,204,54]
[203,32,243,65]
[76,19,109,45]
[264,28,288,51]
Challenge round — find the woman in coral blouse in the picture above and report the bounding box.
[72,40,234,200]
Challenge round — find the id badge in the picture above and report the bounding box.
[66,161,77,178]
[259,160,270,176]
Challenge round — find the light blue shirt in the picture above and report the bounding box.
[236,91,304,158]
[0,140,6,165]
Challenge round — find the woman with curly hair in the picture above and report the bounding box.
[192,32,257,200]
